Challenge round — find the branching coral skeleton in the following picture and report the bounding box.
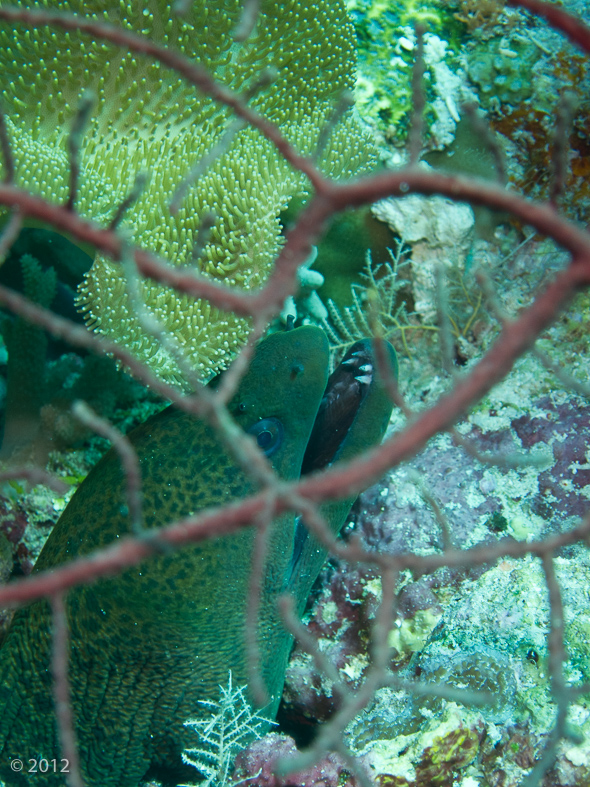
[0,0,590,785]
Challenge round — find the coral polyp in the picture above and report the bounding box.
[0,0,374,388]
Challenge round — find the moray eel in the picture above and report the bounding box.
[0,326,396,786]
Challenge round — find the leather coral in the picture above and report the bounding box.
[0,0,374,389]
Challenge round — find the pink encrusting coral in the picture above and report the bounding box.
[233,733,362,787]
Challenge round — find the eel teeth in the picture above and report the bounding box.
[355,374,372,385]
[358,363,372,373]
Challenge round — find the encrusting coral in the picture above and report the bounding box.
[0,0,374,389]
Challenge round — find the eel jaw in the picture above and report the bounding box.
[287,341,375,584]
[301,341,374,476]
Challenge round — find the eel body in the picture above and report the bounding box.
[0,326,396,786]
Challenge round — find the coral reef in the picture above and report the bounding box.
[461,0,590,219]
[347,0,469,149]
[372,189,475,323]
[233,732,360,787]
[0,0,374,388]
[444,0,520,41]
[348,552,590,786]
[467,35,540,110]
[280,327,590,785]
[349,0,590,221]
[361,706,484,786]
[1,1,590,786]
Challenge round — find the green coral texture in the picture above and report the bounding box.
[0,0,373,388]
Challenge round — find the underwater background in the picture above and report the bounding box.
[1,0,590,785]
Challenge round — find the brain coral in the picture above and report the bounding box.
[0,0,373,388]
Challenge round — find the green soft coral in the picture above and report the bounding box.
[0,0,374,388]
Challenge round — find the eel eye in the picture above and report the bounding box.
[247,417,284,456]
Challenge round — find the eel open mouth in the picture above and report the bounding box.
[286,340,375,584]
[301,340,374,475]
